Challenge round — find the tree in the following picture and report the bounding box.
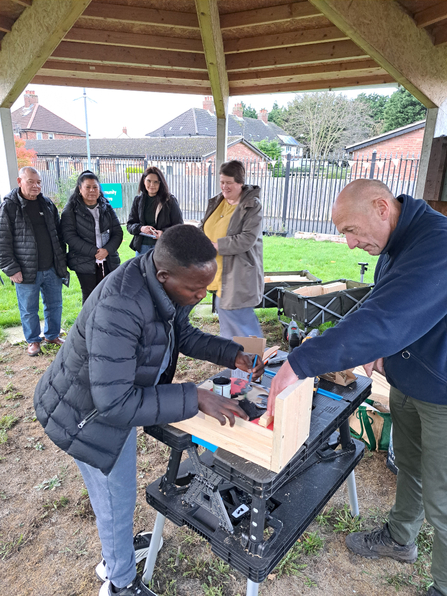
[355,93,389,135]
[268,101,286,127]
[282,92,373,157]
[254,139,283,175]
[241,101,257,119]
[15,139,36,168]
[381,87,427,133]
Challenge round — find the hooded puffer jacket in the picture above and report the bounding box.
[0,188,67,283]
[34,251,242,474]
[61,194,123,275]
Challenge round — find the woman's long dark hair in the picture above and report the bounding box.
[69,170,105,204]
[138,166,170,205]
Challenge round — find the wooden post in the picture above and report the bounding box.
[0,107,18,200]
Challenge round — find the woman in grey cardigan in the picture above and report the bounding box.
[201,160,264,339]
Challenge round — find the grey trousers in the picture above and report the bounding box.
[215,295,263,340]
[388,386,447,596]
[75,428,137,588]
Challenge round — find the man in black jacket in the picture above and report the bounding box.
[34,224,263,596]
[0,167,67,356]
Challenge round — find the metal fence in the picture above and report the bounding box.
[33,151,420,235]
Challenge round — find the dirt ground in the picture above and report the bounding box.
[0,320,433,596]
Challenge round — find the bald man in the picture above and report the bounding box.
[0,167,67,355]
[268,179,447,596]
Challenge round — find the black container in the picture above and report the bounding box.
[257,270,321,309]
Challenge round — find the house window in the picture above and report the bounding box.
[36,132,42,140]
[48,133,54,140]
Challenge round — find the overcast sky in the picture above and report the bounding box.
[11,83,398,139]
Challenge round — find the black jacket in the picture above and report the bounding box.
[127,193,183,252]
[61,195,123,275]
[0,188,67,283]
[34,251,243,475]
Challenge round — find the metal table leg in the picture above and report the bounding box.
[339,419,360,517]
[142,512,166,584]
[246,579,260,596]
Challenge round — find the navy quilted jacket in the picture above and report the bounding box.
[0,188,67,283]
[34,251,242,474]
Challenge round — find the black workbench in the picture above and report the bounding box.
[142,362,371,592]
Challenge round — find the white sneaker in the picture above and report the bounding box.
[96,532,163,582]
[99,575,157,595]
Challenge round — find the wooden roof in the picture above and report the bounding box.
[1,0,447,115]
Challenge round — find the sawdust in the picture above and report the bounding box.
[0,324,427,596]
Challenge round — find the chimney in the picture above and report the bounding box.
[232,102,243,118]
[258,108,268,123]
[123,126,127,135]
[203,96,215,113]
[24,90,38,108]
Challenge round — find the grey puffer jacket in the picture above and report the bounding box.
[61,194,123,275]
[0,188,67,283]
[34,251,242,475]
[200,186,263,310]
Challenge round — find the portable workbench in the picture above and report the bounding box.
[142,365,371,595]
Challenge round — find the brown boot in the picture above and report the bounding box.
[45,337,65,346]
[27,342,41,356]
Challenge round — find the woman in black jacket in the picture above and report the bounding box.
[61,170,123,304]
[127,166,183,255]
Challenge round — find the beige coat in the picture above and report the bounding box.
[201,185,263,310]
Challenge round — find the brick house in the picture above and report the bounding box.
[12,90,85,140]
[146,97,302,157]
[346,120,425,159]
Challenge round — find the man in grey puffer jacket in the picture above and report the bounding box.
[34,224,262,596]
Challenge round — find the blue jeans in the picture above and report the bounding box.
[135,244,152,257]
[75,428,137,588]
[15,267,63,343]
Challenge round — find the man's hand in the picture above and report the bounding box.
[363,358,385,377]
[234,351,264,380]
[197,388,248,426]
[266,359,298,416]
[10,271,23,283]
[95,248,109,260]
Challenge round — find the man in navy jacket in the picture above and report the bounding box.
[268,179,447,596]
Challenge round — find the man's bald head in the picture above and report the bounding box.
[332,179,402,255]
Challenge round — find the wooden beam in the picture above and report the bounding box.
[230,74,394,95]
[41,60,209,82]
[0,0,92,108]
[52,41,207,71]
[433,23,447,47]
[83,2,199,30]
[65,27,203,53]
[224,24,347,53]
[220,2,322,29]
[414,3,447,28]
[229,58,382,82]
[226,39,367,71]
[0,16,14,33]
[195,0,229,119]
[0,108,18,200]
[32,75,210,95]
[10,0,32,6]
[309,0,447,107]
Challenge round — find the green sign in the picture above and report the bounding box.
[101,183,123,209]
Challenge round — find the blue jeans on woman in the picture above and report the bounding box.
[15,267,63,343]
[135,244,152,257]
[75,428,137,589]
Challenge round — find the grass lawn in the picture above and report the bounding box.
[0,229,378,330]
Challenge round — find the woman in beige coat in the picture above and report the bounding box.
[201,160,264,339]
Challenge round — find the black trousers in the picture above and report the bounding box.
[76,262,110,304]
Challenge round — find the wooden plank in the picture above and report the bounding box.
[270,377,314,472]
[32,75,210,95]
[65,27,203,53]
[83,2,199,30]
[52,41,207,71]
[220,2,322,29]
[224,24,347,53]
[308,0,447,107]
[321,282,346,294]
[230,73,395,95]
[0,0,92,108]
[414,2,447,28]
[195,0,229,119]
[226,39,367,71]
[0,15,14,33]
[433,23,447,46]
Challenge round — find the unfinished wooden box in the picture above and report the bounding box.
[171,377,314,473]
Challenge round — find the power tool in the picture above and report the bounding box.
[286,318,304,351]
